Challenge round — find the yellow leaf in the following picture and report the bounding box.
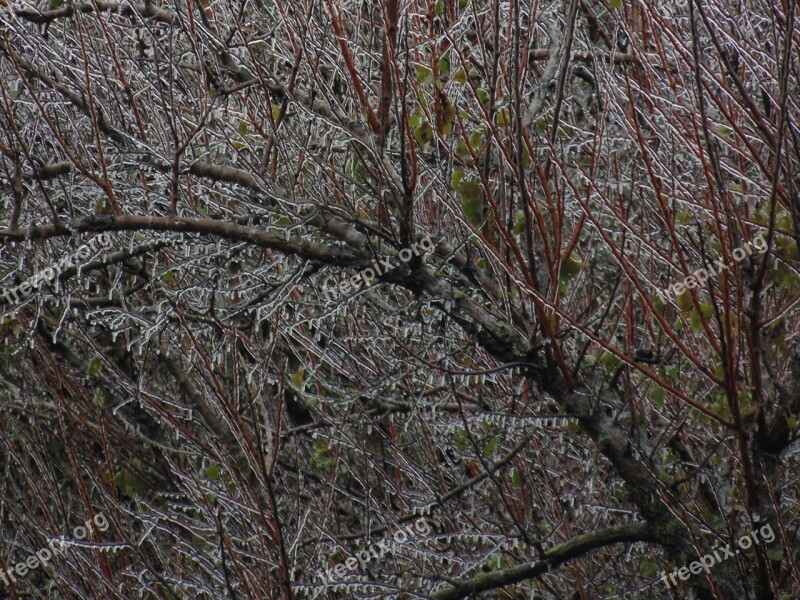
[292,367,306,388]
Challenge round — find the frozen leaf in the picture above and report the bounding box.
[416,65,434,85]
[559,253,583,280]
[459,180,485,226]
[87,356,103,376]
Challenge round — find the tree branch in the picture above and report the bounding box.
[432,524,656,600]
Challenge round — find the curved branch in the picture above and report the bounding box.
[13,2,176,25]
[0,215,364,264]
[432,523,656,600]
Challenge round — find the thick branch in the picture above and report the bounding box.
[13,2,176,25]
[0,215,363,265]
[432,524,655,600]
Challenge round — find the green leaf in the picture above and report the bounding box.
[487,553,503,570]
[538,521,550,533]
[787,414,797,430]
[677,289,693,312]
[639,558,658,578]
[513,210,526,235]
[87,356,103,376]
[438,51,451,74]
[292,367,306,389]
[451,168,465,189]
[767,549,783,561]
[206,465,221,480]
[535,115,552,134]
[409,108,424,129]
[740,404,759,424]
[652,292,665,314]
[114,468,146,498]
[440,100,456,135]
[481,437,498,457]
[49,0,64,7]
[237,120,249,136]
[347,155,368,182]
[476,88,490,107]
[559,253,583,280]
[94,196,112,215]
[521,146,533,169]
[496,108,510,126]
[690,302,714,331]
[314,438,333,470]
[468,129,485,150]
[714,362,726,379]
[416,65,434,85]
[92,388,108,408]
[556,124,575,138]
[453,67,469,84]
[652,387,665,407]
[453,428,469,451]
[459,180,485,226]
[413,122,434,146]
[510,467,521,488]
[712,394,730,419]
